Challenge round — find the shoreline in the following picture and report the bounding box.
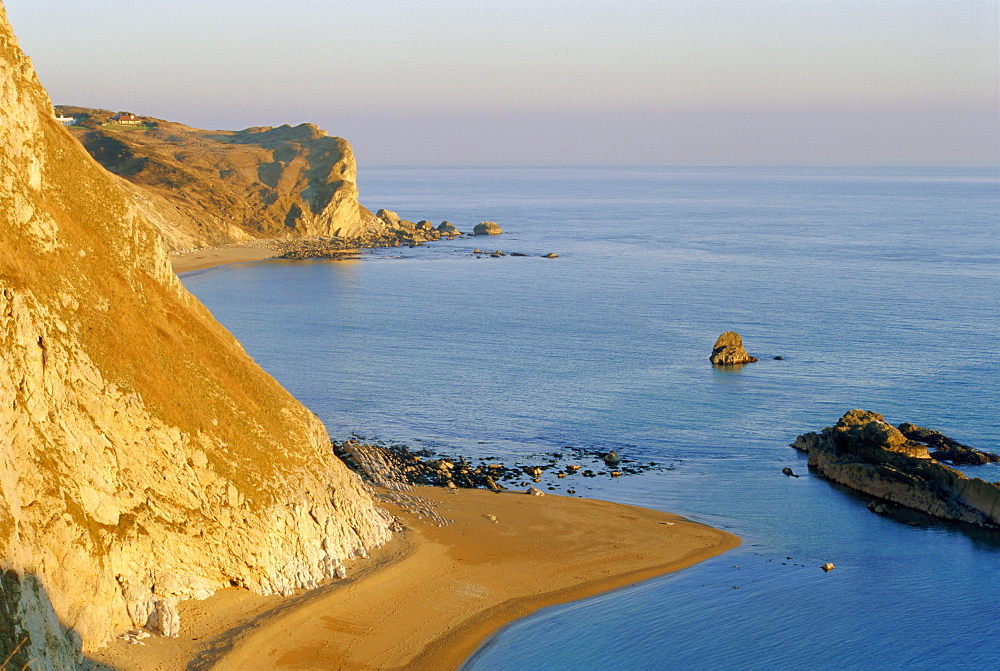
[90,486,739,670]
[169,244,279,273]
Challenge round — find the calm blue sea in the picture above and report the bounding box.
[181,165,1000,670]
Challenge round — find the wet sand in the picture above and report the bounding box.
[91,486,738,670]
[169,245,277,273]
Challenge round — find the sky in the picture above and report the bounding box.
[5,0,998,163]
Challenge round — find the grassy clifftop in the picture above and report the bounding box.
[57,105,373,251]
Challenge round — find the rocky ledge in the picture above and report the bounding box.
[792,410,1000,528]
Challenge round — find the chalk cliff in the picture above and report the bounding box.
[792,410,1000,528]
[0,5,391,668]
[56,106,379,251]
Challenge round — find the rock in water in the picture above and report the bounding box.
[473,221,503,236]
[792,410,1000,529]
[821,563,835,572]
[781,467,799,478]
[710,331,758,365]
[0,7,391,662]
[897,423,1000,465]
[603,451,621,467]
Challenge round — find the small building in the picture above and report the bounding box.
[112,112,143,126]
[54,115,76,125]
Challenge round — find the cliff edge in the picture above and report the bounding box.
[0,5,391,667]
[56,106,377,251]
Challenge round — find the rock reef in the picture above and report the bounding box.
[0,7,391,666]
[792,410,1000,528]
[710,331,758,365]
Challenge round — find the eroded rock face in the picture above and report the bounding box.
[709,331,758,365]
[55,106,369,251]
[792,410,1000,528]
[0,7,391,665]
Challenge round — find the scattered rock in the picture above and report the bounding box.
[437,221,460,234]
[710,331,758,365]
[526,487,546,496]
[603,451,621,467]
[377,209,401,226]
[543,253,558,258]
[773,356,784,360]
[474,221,503,236]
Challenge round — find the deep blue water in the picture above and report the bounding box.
[181,165,1000,670]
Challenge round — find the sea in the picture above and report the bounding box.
[180,164,1000,670]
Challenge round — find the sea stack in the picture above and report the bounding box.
[709,331,758,365]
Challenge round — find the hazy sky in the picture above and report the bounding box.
[5,0,998,163]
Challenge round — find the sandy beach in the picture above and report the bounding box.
[91,486,738,670]
[169,245,278,273]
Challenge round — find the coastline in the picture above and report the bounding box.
[169,244,279,273]
[91,486,739,670]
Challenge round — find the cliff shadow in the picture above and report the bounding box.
[0,570,113,671]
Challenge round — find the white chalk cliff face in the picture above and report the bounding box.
[0,4,391,667]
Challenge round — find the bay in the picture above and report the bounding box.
[181,164,1000,670]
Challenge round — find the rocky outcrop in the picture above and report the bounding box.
[897,423,1000,465]
[54,106,373,251]
[792,410,1000,528]
[1,7,391,666]
[709,331,758,365]
[473,221,503,236]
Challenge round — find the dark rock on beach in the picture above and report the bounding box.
[792,410,1000,529]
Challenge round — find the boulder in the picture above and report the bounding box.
[526,487,546,496]
[474,221,503,236]
[376,208,400,226]
[709,331,758,365]
[437,221,460,234]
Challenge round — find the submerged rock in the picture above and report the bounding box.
[792,410,1000,529]
[709,331,758,365]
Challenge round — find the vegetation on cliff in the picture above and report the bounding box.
[56,105,372,251]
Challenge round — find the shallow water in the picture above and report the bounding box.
[182,165,1000,670]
